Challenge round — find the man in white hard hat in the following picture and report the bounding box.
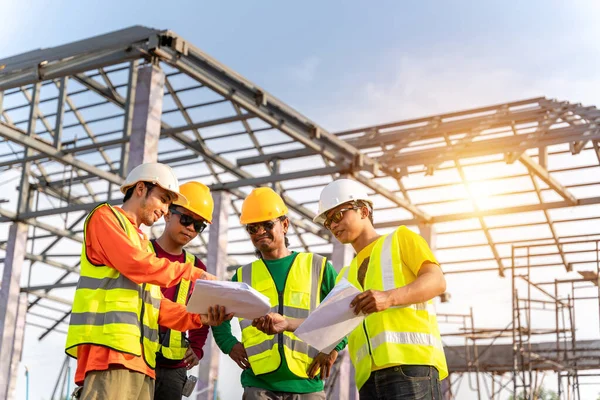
[65,162,230,400]
[254,178,448,400]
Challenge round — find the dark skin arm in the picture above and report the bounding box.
[229,342,250,370]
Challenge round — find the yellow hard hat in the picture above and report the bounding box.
[178,181,214,223]
[240,187,288,225]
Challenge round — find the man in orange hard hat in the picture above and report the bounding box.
[150,181,215,400]
[212,187,346,400]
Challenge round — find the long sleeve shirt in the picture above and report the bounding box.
[74,205,204,384]
[151,239,210,368]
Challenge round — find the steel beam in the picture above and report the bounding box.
[374,195,600,228]
[0,208,83,242]
[152,44,381,174]
[196,191,230,400]
[386,124,600,169]
[0,122,123,185]
[352,172,431,222]
[209,165,345,191]
[519,154,577,205]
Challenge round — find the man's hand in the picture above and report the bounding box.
[200,305,234,326]
[229,342,250,370]
[308,350,338,379]
[199,270,217,281]
[252,313,289,335]
[350,290,392,315]
[183,347,199,370]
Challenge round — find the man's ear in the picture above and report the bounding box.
[361,206,369,219]
[282,217,290,234]
[134,181,146,197]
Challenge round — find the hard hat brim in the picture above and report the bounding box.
[313,199,373,225]
[120,182,188,207]
[180,203,213,224]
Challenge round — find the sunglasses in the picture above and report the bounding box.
[245,219,282,235]
[170,208,208,233]
[324,206,358,230]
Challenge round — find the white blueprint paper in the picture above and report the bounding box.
[295,279,365,354]
[187,280,271,319]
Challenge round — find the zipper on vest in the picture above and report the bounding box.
[362,319,373,356]
[277,291,284,350]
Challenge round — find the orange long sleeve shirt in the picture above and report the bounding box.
[74,205,204,384]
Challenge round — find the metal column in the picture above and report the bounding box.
[0,83,40,399]
[329,240,358,399]
[196,191,230,400]
[8,294,29,400]
[127,63,164,173]
[418,223,437,251]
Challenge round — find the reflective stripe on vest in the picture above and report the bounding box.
[148,241,195,361]
[236,253,325,378]
[340,229,448,389]
[65,203,162,369]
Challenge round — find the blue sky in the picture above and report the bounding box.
[2,1,600,399]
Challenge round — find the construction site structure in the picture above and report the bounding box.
[0,26,600,399]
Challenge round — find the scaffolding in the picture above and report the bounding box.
[1,26,600,399]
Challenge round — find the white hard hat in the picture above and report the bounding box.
[313,179,372,224]
[120,162,188,206]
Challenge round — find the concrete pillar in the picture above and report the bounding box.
[126,64,164,174]
[418,223,437,251]
[328,240,358,399]
[196,192,230,400]
[8,294,28,400]
[125,64,164,236]
[0,224,28,399]
[0,83,40,399]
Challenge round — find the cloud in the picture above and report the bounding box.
[323,52,600,130]
[286,56,320,83]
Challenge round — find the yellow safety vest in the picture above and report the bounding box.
[148,241,194,361]
[236,253,326,378]
[65,203,163,369]
[338,228,448,389]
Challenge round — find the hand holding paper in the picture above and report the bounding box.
[295,279,365,354]
[187,280,271,319]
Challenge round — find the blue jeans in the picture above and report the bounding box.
[359,365,441,400]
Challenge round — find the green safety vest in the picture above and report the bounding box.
[65,203,162,369]
[236,253,326,378]
[148,241,194,361]
[338,228,448,389]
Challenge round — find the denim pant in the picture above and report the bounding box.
[359,365,441,400]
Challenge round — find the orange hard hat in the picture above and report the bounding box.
[240,187,288,225]
[178,181,214,223]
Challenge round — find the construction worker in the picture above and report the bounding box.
[150,181,214,400]
[65,162,232,400]
[254,179,448,399]
[212,187,346,400]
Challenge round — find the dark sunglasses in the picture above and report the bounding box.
[245,219,281,235]
[324,206,358,230]
[170,208,207,233]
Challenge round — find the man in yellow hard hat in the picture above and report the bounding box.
[315,178,447,399]
[150,181,215,400]
[65,163,231,400]
[212,187,346,400]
